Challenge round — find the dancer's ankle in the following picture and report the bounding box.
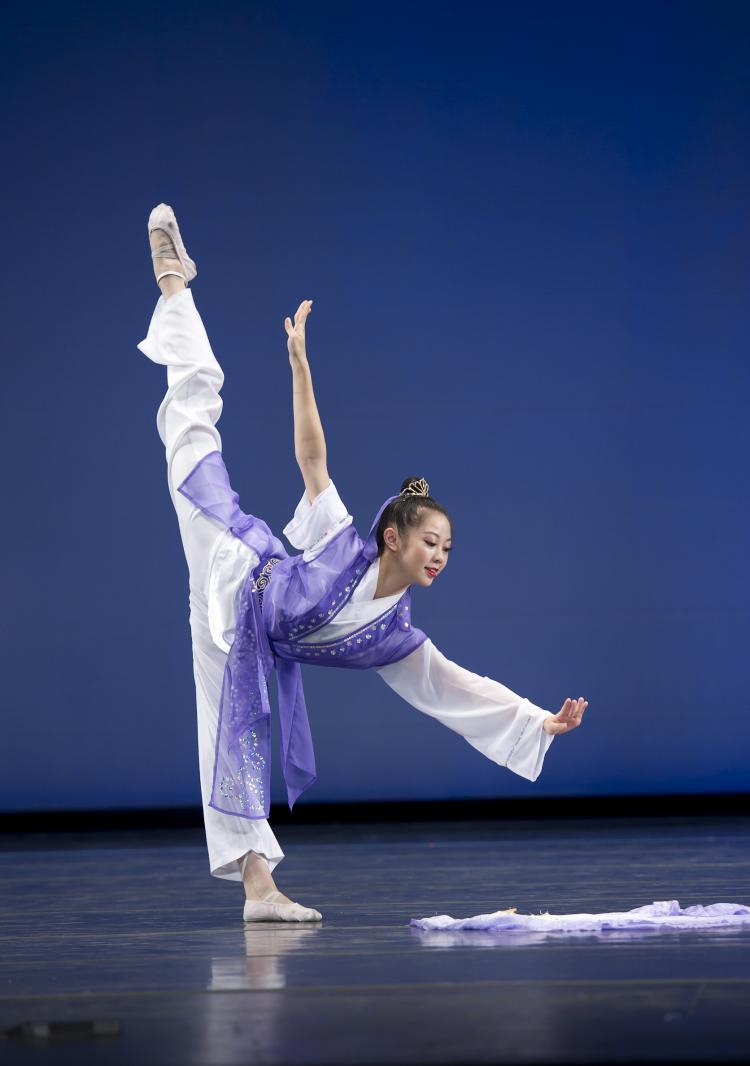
[159,275,186,300]
[242,850,276,899]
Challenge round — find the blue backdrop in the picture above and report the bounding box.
[2,0,748,812]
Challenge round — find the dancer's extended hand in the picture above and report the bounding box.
[285,299,313,367]
[543,697,588,735]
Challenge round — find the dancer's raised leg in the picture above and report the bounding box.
[137,205,321,921]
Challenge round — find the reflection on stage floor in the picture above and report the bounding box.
[2,813,749,1064]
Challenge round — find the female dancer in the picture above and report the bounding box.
[138,203,588,924]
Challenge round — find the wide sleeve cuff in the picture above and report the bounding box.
[502,698,556,782]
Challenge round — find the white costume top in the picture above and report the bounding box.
[208,479,556,783]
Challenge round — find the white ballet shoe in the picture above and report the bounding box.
[148,202,197,286]
[243,890,323,923]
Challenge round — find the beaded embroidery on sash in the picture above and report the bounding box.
[253,555,281,609]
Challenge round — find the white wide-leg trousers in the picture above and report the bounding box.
[137,287,285,881]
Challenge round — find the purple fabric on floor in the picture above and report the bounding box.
[410,899,750,933]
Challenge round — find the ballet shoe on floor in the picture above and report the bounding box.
[243,890,323,923]
[148,202,197,286]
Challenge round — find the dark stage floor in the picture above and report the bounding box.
[2,813,750,1065]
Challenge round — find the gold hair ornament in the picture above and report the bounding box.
[399,478,430,498]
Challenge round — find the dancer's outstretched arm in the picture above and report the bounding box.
[285,299,330,503]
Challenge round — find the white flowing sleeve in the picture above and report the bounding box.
[374,639,556,782]
[282,480,353,561]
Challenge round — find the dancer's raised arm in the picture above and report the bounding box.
[285,299,330,503]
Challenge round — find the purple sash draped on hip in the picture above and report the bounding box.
[178,450,427,820]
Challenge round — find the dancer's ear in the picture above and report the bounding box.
[382,525,402,554]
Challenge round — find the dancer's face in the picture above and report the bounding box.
[383,511,452,587]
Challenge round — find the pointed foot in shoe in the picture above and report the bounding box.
[243,898,323,923]
[146,203,197,282]
[147,202,174,231]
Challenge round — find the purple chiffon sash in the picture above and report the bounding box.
[178,450,428,820]
[179,452,315,819]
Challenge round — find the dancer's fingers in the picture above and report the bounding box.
[552,697,588,733]
[570,699,587,727]
[295,299,312,324]
[284,317,293,334]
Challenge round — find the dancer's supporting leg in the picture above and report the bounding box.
[139,224,320,919]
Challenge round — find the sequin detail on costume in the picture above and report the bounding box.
[212,566,274,816]
[285,562,370,640]
[219,728,266,813]
[503,716,531,767]
[281,582,415,661]
[254,555,281,610]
